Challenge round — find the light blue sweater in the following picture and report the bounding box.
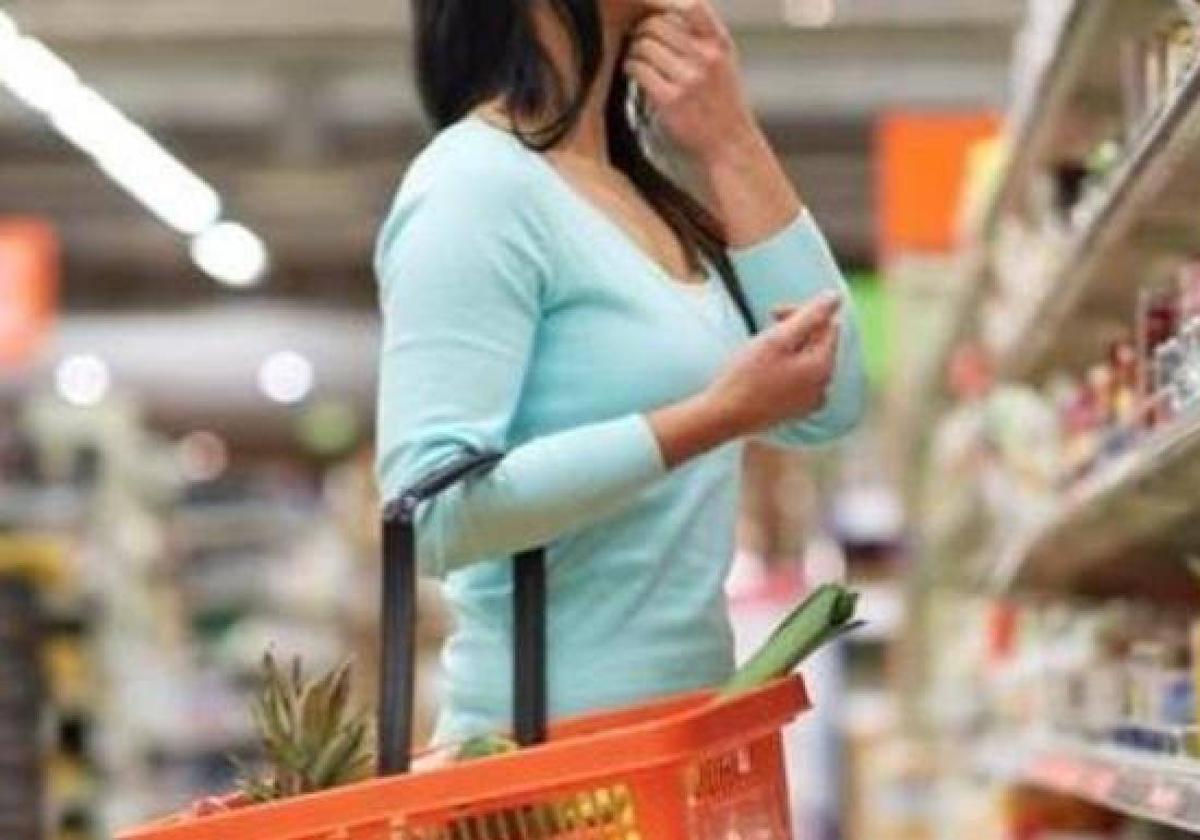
[375,116,866,744]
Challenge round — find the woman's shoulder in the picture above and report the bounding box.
[392,118,553,218]
[374,118,560,278]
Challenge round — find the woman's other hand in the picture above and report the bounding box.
[706,293,841,438]
[623,0,756,163]
[647,293,841,468]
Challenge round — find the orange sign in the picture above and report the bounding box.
[0,220,58,369]
[876,112,1000,258]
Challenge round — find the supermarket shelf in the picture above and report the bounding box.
[992,411,1200,600]
[1023,743,1200,832]
[972,0,1120,243]
[921,484,989,587]
[171,501,310,549]
[908,246,989,421]
[0,485,90,529]
[1000,57,1200,381]
[848,583,905,642]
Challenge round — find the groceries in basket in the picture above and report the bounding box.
[231,653,374,804]
[721,583,861,698]
[227,583,860,802]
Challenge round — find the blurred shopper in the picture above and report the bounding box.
[376,0,867,745]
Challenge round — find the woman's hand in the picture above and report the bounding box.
[624,0,803,247]
[706,293,841,438]
[647,293,841,468]
[624,0,757,163]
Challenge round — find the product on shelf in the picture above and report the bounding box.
[1040,259,1200,489]
[981,6,1199,370]
[0,577,45,840]
[964,599,1200,760]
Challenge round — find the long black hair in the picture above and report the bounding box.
[410,0,757,334]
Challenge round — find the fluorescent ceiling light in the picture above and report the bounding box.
[784,0,836,27]
[50,86,222,234]
[0,11,18,44]
[0,12,267,280]
[190,222,269,287]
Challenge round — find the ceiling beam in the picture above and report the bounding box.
[7,0,1021,46]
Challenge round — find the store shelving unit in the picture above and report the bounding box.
[999,57,1200,380]
[946,0,1200,380]
[1023,744,1200,833]
[972,0,1121,244]
[991,410,1200,599]
[916,3,1200,836]
[897,247,990,438]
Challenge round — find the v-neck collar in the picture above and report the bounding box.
[464,115,716,298]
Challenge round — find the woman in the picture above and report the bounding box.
[378,0,867,746]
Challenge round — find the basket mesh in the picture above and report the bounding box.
[399,783,640,840]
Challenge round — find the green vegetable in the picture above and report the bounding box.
[720,584,861,698]
[455,734,519,762]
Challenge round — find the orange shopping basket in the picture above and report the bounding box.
[120,452,812,840]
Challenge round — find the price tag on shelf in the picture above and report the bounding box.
[1086,766,1119,800]
[1114,768,1151,807]
[1178,786,1200,826]
[1033,755,1083,790]
[1147,782,1183,816]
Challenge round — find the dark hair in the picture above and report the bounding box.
[410,0,757,334]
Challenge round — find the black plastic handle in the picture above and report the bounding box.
[378,451,547,775]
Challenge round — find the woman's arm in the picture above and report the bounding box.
[727,211,868,445]
[377,172,672,578]
[626,2,868,444]
[378,158,851,577]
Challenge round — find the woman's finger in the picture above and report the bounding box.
[637,0,699,15]
[624,57,679,105]
[675,0,726,39]
[803,321,840,370]
[628,36,699,87]
[634,13,697,58]
[770,293,841,351]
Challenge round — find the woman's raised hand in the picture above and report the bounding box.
[623,0,757,162]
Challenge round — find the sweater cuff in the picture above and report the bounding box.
[728,209,844,314]
[618,413,669,481]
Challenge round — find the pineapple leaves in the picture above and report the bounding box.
[234,653,374,804]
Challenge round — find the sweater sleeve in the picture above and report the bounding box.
[729,210,868,447]
[375,167,667,579]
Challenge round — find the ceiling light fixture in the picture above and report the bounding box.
[0,11,18,43]
[258,351,315,406]
[783,0,836,28]
[0,12,268,286]
[54,354,111,407]
[191,222,270,288]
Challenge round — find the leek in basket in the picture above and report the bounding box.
[720,583,861,698]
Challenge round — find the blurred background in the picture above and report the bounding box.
[5,1,1200,839]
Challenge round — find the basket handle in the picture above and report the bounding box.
[379,451,547,775]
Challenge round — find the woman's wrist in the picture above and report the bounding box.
[692,120,767,171]
[695,123,803,249]
[646,392,742,469]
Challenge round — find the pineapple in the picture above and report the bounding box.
[234,651,373,803]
